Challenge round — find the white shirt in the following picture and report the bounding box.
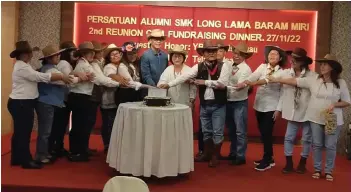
[297,75,351,126]
[70,58,119,95]
[56,60,73,76]
[168,62,231,100]
[9,60,51,99]
[158,65,197,105]
[102,63,119,109]
[274,69,315,122]
[227,61,252,101]
[248,63,282,112]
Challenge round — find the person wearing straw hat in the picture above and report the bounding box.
[266,47,315,174]
[157,45,197,106]
[35,44,75,164]
[217,42,253,165]
[49,41,95,159]
[216,40,230,64]
[68,41,120,162]
[86,40,111,156]
[158,40,231,168]
[236,45,287,171]
[141,29,168,90]
[269,54,350,181]
[99,43,124,152]
[8,41,71,169]
[194,40,230,161]
[49,41,79,159]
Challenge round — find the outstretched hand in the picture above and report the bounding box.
[234,82,247,89]
[158,84,170,89]
[268,76,279,83]
[272,110,281,121]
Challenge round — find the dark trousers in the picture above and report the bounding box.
[198,118,204,151]
[255,110,275,161]
[100,108,117,148]
[48,103,70,152]
[7,98,36,165]
[115,88,142,106]
[87,101,99,148]
[68,93,97,155]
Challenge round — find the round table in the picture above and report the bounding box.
[106,102,194,178]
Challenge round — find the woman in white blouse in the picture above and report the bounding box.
[115,41,145,105]
[272,48,315,174]
[157,45,196,106]
[100,43,126,153]
[237,45,287,171]
[269,54,351,181]
[8,41,71,169]
[68,41,120,162]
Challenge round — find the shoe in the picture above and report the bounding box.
[282,156,294,174]
[67,153,90,162]
[231,158,246,166]
[22,161,43,169]
[195,140,213,162]
[255,161,272,171]
[47,155,57,162]
[254,158,275,167]
[87,148,98,157]
[195,151,203,159]
[219,155,236,161]
[51,148,69,158]
[209,143,222,168]
[295,157,307,174]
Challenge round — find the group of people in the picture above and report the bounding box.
[156,31,350,181]
[8,28,350,182]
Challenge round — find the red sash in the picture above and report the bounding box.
[207,64,218,76]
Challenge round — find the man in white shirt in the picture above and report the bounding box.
[218,42,253,165]
[196,40,231,160]
[158,40,231,168]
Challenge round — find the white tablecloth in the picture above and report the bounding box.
[106,102,194,178]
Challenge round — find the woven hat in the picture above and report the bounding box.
[315,54,342,74]
[39,44,65,60]
[104,43,122,58]
[286,47,312,65]
[74,41,95,57]
[264,45,287,66]
[147,29,166,41]
[10,41,34,58]
[216,40,229,51]
[60,41,77,50]
[168,45,188,56]
[91,40,105,52]
[231,42,254,59]
[196,40,218,56]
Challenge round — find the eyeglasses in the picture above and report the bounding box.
[172,55,184,59]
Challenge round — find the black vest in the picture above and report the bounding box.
[196,62,227,105]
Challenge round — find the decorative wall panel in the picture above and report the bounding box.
[330,2,351,155]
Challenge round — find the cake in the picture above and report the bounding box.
[143,96,171,106]
[143,88,171,107]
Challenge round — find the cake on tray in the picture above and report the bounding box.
[143,88,171,107]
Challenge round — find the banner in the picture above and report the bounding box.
[74,3,318,137]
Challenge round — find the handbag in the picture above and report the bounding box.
[321,109,337,135]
